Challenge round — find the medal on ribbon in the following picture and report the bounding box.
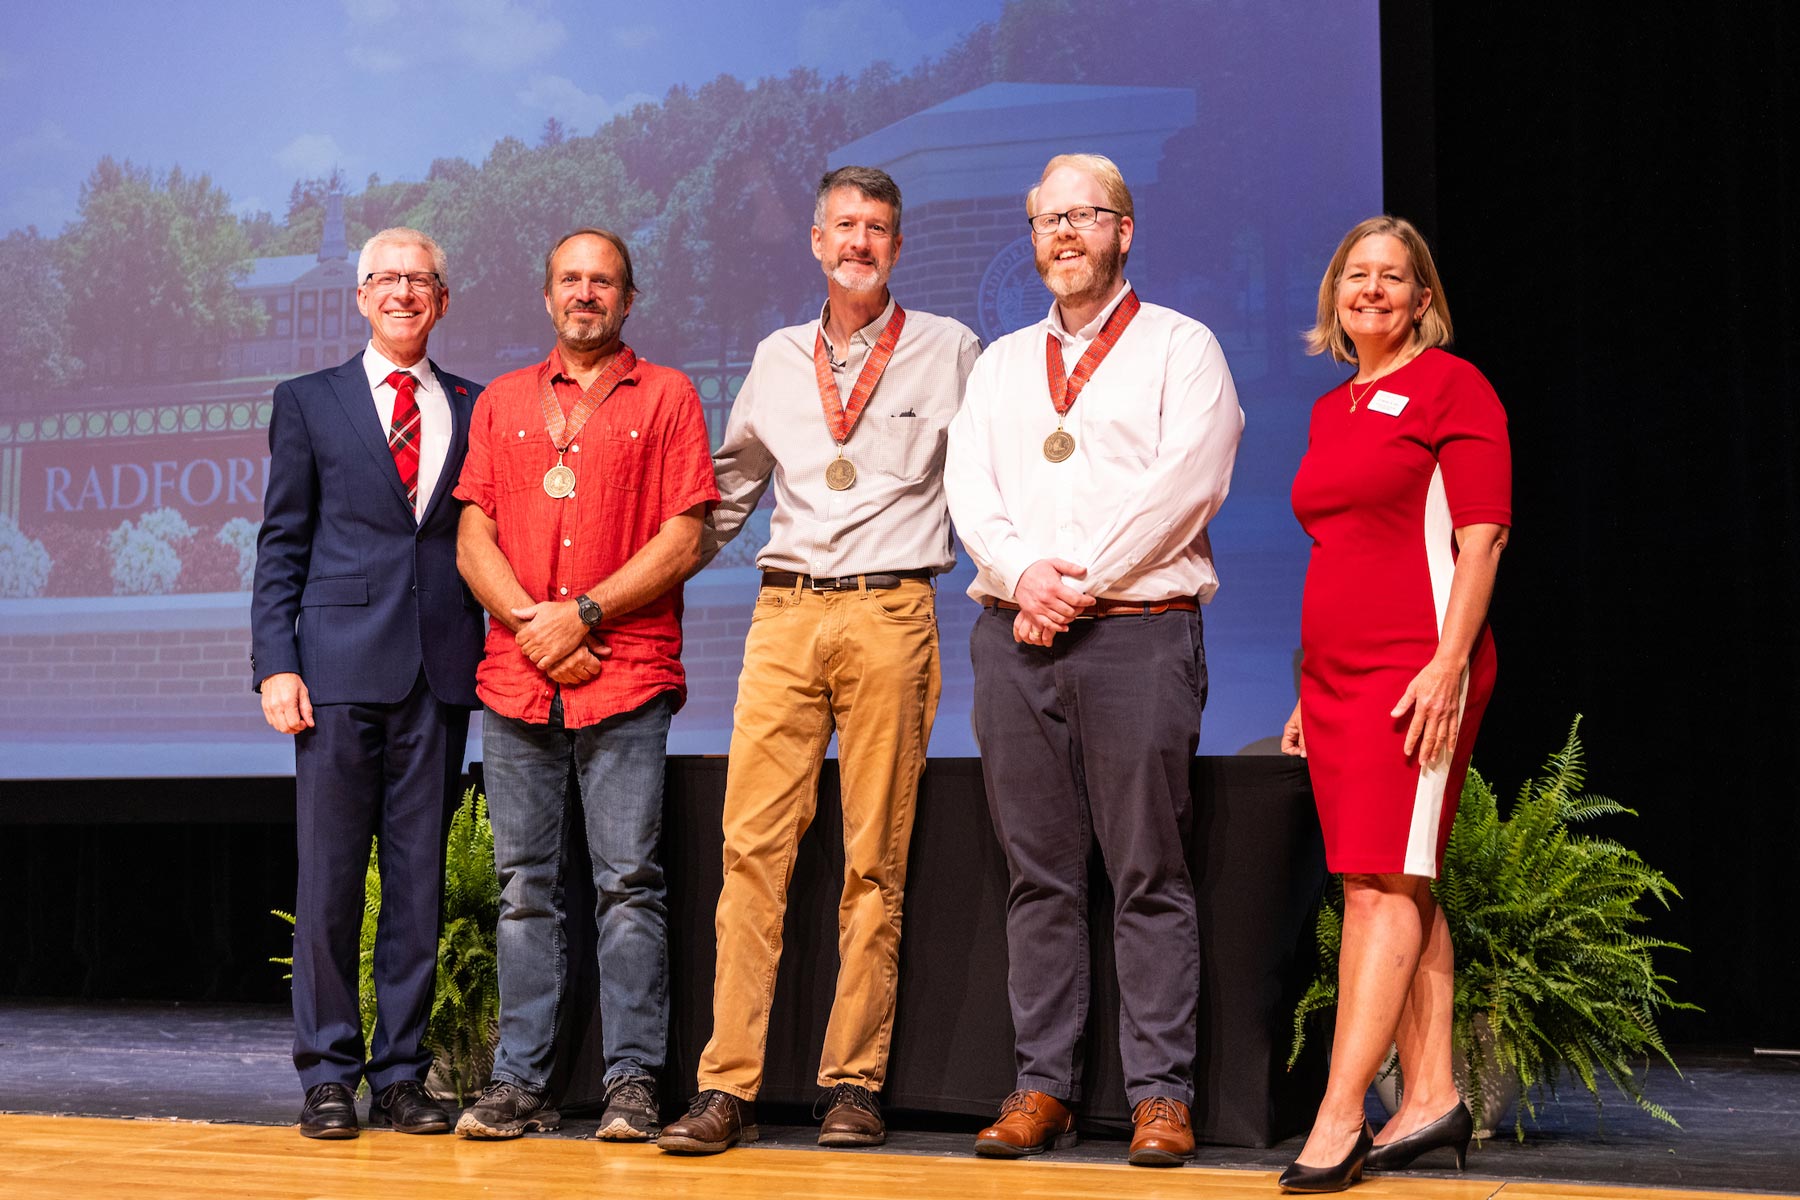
[814,304,906,490]
[537,346,637,497]
[1043,290,1141,461]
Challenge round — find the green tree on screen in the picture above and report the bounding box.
[0,229,81,391]
[59,158,265,372]
[432,135,656,347]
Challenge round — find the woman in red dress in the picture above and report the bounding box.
[1278,217,1511,1193]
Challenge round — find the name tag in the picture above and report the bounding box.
[1368,390,1409,416]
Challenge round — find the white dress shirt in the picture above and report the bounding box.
[703,296,982,576]
[362,343,452,521]
[945,282,1243,604]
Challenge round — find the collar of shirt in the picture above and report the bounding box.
[539,347,641,414]
[1043,280,1135,354]
[819,294,897,372]
[360,342,451,519]
[362,342,444,402]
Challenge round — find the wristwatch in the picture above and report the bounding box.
[577,594,603,628]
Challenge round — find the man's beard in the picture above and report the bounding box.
[1038,231,1122,306]
[555,305,624,351]
[826,256,887,293]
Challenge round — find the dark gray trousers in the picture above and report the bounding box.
[970,605,1205,1108]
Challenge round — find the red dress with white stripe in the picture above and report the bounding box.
[1290,349,1512,877]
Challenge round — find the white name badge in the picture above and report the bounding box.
[1368,390,1410,416]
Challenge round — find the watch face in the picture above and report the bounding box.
[578,596,602,626]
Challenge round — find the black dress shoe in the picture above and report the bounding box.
[299,1082,359,1139]
[1365,1102,1472,1172]
[1278,1121,1372,1193]
[369,1079,452,1134]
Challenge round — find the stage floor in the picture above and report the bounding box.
[0,1000,1795,1197]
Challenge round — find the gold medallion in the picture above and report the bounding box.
[825,455,857,491]
[1043,429,1076,462]
[543,464,576,498]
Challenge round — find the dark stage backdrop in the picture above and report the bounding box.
[1382,1,1800,1045]
[0,759,1331,1148]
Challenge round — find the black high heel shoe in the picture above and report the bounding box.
[1277,1121,1372,1193]
[1364,1101,1473,1171]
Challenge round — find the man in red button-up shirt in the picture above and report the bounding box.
[452,227,718,1143]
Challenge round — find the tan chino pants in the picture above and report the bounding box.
[696,577,941,1098]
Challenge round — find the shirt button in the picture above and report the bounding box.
[629,430,638,438]
[559,587,569,595]
[571,444,580,453]
[563,538,572,547]
[517,430,525,438]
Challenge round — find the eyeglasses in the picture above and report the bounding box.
[363,271,441,293]
[1027,206,1121,236]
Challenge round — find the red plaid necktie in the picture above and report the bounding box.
[385,370,421,509]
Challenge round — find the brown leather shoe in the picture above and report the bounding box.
[973,1090,1077,1158]
[1129,1096,1194,1166]
[656,1089,759,1154]
[815,1082,885,1147]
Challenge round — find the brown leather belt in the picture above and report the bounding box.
[988,596,1199,618]
[762,569,933,592]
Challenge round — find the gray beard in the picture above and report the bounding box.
[557,313,620,351]
[827,262,886,292]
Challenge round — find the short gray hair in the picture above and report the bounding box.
[357,227,448,287]
[814,166,903,235]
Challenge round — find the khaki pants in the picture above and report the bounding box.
[696,577,941,1099]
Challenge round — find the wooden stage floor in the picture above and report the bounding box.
[0,1115,1791,1200]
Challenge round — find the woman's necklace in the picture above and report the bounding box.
[1347,346,1422,411]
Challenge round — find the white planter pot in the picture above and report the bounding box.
[1371,1014,1522,1139]
[426,1034,496,1103]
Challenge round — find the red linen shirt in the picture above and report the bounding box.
[454,350,719,727]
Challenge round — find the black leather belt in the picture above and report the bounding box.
[988,596,1199,618]
[761,569,933,592]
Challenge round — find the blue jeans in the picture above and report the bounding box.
[482,690,673,1091]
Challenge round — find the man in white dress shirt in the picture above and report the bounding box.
[658,166,981,1155]
[945,153,1243,1166]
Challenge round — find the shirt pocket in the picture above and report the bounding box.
[598,428,650,492]
[1083,403,1158,467]
[500,433,553,494]
[871,413,943,482]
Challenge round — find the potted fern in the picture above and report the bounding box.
[1288,716,1695,1138]
[275,785,500,1102]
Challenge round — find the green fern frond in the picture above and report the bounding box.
[267,790,499,1103]
[1287,715,1695,1136]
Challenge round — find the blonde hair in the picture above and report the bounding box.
[1026,153,1135,223]
[1304,215,1452,364]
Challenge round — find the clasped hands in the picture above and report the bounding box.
[512,600,611,685]
[1011,558,1095,646]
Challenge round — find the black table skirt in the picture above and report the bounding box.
[550,756,1329,1148]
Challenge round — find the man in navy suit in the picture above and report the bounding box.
[252,227,486,1139]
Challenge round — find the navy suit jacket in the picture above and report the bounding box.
[251,353,485,707]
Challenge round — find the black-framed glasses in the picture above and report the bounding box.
[1027,206,1121,236]
[363,271,441,292]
